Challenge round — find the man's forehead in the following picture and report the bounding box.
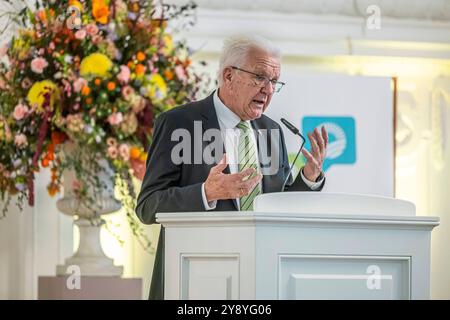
[246,48,280,68]
[253,61,281,78]
[253,61,280,72]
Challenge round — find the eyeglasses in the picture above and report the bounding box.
[231,66,285,93]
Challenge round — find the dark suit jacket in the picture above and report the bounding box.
[135,92,325,299]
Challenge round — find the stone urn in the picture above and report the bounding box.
[56,145,123,277]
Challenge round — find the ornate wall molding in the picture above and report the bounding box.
[431,81,449,171]
[170,0,450,58]
[171,0,450,22]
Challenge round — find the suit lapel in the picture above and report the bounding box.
[200,93,238,210]
[199,93,228,170]
[251,117,274,194]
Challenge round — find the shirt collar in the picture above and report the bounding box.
[213,89,246,129]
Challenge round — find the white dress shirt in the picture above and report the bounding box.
[201,90,324,210]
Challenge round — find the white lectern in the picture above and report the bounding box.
[156,193,439,300]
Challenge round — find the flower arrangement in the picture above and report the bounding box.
[0,0,208,248]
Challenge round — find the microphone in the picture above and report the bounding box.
[280,118,306,191]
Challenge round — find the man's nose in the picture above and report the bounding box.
[261,81,274,95]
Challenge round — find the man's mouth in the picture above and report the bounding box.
[252,99,265,108]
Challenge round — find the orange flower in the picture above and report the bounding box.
[164,70,174,80]
[38,10,47,23]
[135,64,146,75]
[136,51,146,61]
[47,142,55,153]
[47,183,60,196]
[130,158,146,181]
[51,168,57,180]
[151,20,167,29]
[41,158,50,168]
[51,131,67,145]
[85,97,93,105]
[107,81,116,91]
[94,78,101,86]
[81,85,90,96]
[92,0,109,24]
[130,147,141,159]
[130,2,140,12]
[46,152,55,161]
[127,61,134,69]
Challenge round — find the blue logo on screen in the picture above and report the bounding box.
[302,117,356,171]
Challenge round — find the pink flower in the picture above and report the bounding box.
[72,179,82,191]
[0,78,6,90]
[66,113,85,132]
[49,42,56,50]
[38,48,45,55]
[62,79,72,97]
[21,78,32,89]
[119,143,130,161]
[106,137,118,147]
[75,29,86,40]
[86,23,99,36]
[131,96,146,114]
[121,85,134,101]
[117,65,130,84]
[175,65,186,81]
[3,170,11,179]
[147,60,154,71]
[107,145,118,159]
[30,57,48,74]
[14,134,28,147]
[5,70,12,81]
[91,35,102,45]
[73,77,87,92]
[107,112,123,126]
[0,44,8,57]
[13,103,29,121]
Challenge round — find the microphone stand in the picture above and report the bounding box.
[280,118,306,191]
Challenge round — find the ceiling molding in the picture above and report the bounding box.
[176,8,450,59]
[169,0,450,22]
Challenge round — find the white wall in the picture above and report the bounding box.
[0,169,72,299]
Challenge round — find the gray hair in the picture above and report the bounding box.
[217,34,281,86]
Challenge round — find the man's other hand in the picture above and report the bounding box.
[302,126,328,182]
[204,153,262,202]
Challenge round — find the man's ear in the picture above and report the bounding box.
[222,67,233,84]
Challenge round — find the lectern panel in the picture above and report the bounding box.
[180,254,240,300]
[279,255,410,300]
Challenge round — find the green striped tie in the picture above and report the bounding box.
[236,121,261,211]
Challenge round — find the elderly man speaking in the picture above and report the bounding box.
[136,35,328,299]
